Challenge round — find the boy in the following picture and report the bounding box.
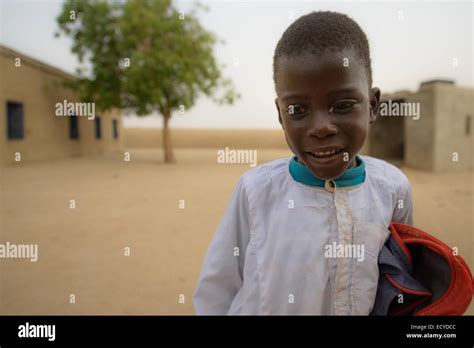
[193,11,413,315]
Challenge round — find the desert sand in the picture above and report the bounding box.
[0,129,472,315]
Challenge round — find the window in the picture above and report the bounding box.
[466,115,471,136]
[7,101,24,140]
[69,114,79,139]
[95,116,101,139]
[112,119,119,139]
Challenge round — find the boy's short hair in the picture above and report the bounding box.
[273,11,372,88]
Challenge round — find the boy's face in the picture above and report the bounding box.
[275,50,380,180]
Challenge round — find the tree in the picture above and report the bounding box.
[56,0,238,163]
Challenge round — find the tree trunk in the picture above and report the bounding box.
[162,110,175,163]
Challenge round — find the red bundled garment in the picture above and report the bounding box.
[371,223,473,315]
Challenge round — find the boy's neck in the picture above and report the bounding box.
[290,155,365,188]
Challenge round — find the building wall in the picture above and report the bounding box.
[403,85,436,170]
[0,47,122,165]
[372,82,473,171]
[433,84,473,171]
[369,94,406,160]
[77,108,122,157]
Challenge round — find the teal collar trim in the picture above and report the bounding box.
[289,155,366,188]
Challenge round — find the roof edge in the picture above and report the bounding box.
[0,44,77,80]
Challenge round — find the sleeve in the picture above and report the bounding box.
[392,178,414,226]
[192,176,251,315]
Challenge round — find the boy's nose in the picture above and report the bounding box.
[306,112,337,139]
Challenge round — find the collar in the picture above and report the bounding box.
[289,155,366,189]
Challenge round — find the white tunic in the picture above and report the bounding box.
[193,156,413,315]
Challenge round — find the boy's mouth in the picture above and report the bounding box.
[306,147,344,160]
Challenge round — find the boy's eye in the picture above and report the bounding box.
[330,100,358,114]
[286,104,307,116]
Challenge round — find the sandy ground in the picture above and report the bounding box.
[1,147,472,315]
[123,128,288,149]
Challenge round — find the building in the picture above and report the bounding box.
[0,45,123,165]
[366,80,473,171]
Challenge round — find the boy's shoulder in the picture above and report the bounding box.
[361,155,411,192]
[240,157,290,191]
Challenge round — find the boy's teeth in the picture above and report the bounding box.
[313,149,338,156]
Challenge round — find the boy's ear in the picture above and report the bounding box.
[369,87,381,124]
[275,98,283,128]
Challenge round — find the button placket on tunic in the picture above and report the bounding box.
[333,189,355,315]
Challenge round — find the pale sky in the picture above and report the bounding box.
[1,0,472,129]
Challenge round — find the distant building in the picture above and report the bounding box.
[365,80,473,171]
[0,45,122,165]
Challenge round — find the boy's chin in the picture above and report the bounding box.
[302,153,352,181]
[308,159,356,181]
